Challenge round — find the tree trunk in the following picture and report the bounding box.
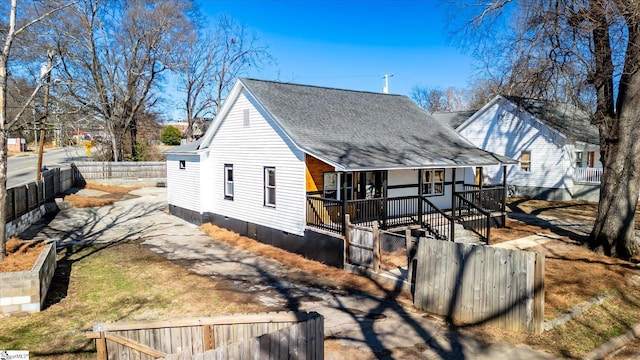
[0,58,7,260]
[590,12,640,260]
[108,123,124,162]
[590,125,640,259]
[129,119,137,160]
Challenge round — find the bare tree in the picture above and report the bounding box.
[450,0,640,259]
[0,0,72,260]
[175,14,271,141]
[49,0,195,161]
[411,85,466,113]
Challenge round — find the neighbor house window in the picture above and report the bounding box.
[323,172,353,200]
[521,151,531,172]
[264,167,276,207]
[575,151,584,168]
[179,160,186,170]
[422,169,445,196]
[224,164,233,200]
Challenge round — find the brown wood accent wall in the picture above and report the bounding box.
[305,155,334,192]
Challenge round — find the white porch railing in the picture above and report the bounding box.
[574,167,602,184]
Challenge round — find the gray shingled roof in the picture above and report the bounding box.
[432,110,478,129]
[239,78,515,170]
[162,138,203,155]
[505,96,599,144]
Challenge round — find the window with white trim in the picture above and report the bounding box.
[521,151,531,172]
[224,164,233,200]
[264,167,276,207]
[179,160,186,170]
[422,169,445,195]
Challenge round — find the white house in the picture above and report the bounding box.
[164,79,515,266]
[434,95,602,201]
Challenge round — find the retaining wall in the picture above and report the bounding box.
[0,243,56,315]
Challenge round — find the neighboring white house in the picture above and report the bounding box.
[434,95,601,201]
[164,79,515,266]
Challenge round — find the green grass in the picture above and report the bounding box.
[0,241,265,359]
[528,287,640,358]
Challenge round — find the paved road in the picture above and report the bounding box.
[24,186,558,359]
[7,146,87,188]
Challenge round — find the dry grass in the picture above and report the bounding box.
[534,239,634,318]
[508,197,640,229]
[84,182,140,194]
[202,204,640,358]
[0,238,45,272]
[490,218,555,244]
[63,182,140,208]
[64,194,116,208]
[199,224,411,303]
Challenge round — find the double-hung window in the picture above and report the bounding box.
[264,167,276,207]
[422,169,445,196]
[521,151,531,172]
[224,164,233,200]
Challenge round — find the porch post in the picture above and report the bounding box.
[382,171,388,229]
[341,172,348,235]
[502,165,507,213]
[450,168,456,242]
[417,169,423,226]
[479,166,484,208]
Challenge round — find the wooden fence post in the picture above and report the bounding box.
[344,214,350,267]
[203,324,215,351]
[95,331,107,360]
[533,252,545,334]
[405,229,415,284]
[372,222,381,273]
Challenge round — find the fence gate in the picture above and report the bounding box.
[345,215,380,272]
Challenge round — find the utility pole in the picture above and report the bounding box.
[383,74,394,94]
[36,50,53,181]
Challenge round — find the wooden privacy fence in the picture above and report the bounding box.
[73,161,166,179]
[87,312,324,360]
[413,238,545,334]
[345,215,381,273]
[6,166,78,222]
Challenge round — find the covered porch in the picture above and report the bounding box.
[305,158,508,244]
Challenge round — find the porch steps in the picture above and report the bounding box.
[422,223,483,245]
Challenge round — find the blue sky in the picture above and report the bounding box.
[199,0,478,96]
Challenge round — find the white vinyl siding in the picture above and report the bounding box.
[205,90,306,235]
[387,168,464,210]
[459,98,572,191]
[166,155,201,212]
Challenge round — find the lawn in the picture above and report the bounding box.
[0,241,267,358]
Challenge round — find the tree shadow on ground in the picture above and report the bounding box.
[29,199,167,310]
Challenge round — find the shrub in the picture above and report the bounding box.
[161,125,182,145]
